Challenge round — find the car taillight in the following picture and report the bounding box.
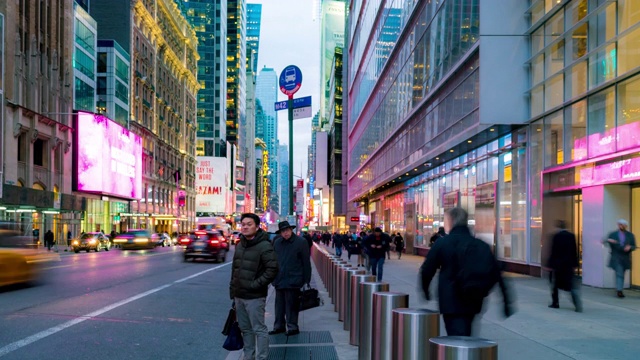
[210,240,219,245]
[180,238,190,244]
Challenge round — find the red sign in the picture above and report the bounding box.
[350,217,360,222]
[297,179,304,189]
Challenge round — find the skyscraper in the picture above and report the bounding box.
[178,0,228,158]
[256,67,279,210]
[278,144,290,216]
[246,3,262,73]
[226,0,247,146]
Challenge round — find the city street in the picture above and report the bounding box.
[0,246,235,360]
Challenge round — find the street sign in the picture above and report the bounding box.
[274,96,312,111]
[279,65,302,97]
[297,179,304,189]
[293,106,312,120]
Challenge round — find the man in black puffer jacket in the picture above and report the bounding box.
[230,213,279,360]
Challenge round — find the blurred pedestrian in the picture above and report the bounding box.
[420,207,513,336]
[44,230,54,251]
[270,221,311,336]
[230,213,279,360]
[430,227,446,246]
[333,232,343,257]
[394,232,405,259]
[364,228,391,281]
[604,219,636,298]
[66,230,72,251]
[548,220,582,312]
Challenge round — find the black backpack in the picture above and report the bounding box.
[453,237,499,301]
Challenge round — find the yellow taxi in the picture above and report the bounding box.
[0,232,60,287]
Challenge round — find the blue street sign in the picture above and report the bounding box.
[279,65,303,97]
[274,96,312,111]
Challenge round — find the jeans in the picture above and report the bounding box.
[369,257,385,281]
[615,263,626,291]
[235,297,269,360]
[335,246,342,257]
[274,289,301,331]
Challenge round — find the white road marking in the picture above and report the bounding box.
[0,262,231,357]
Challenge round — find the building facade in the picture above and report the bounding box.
[279,144,290,216]
[91,0,199,233]
[328,47,345,230]
[96,40,131,127]
[256,66,279,211]
[1,0,78,244]
[347,0,640,288]
[73,3,97,113]
[246,3,262,73]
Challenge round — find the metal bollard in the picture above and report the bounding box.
[372,292,409,360]
[349,274,376,345]
[358,281,390,360]
[343,268,366,330]
[392,308,440,360]
[331,260,348,304]
[336,264,353,315]
[429,336,497,360]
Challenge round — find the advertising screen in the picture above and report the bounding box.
[75,112,142,199]
[195,157,230,214]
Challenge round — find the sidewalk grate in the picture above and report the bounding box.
[267,346,338,360]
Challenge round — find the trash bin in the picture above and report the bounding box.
[343,268,366,331]
[392,308,440,360]
[349,274,376,345]
[429,336,497,360]
[358,281,390,360]
[371,292,409,360]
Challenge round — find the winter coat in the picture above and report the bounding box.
[364,233,391,259]
[272,234,312,289]
[548,230,579,291]
[229,230,279,300]
[420,226,511,315]
[606,230,637,271]
[394,235,405,250]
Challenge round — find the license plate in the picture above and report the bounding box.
[194,243,205,250]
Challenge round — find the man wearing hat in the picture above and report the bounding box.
[605,219,636,298]
[269,221,312,336]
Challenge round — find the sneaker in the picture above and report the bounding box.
[617,291,625,298]
[286,329,300,336]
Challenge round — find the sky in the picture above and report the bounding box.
[252,0,321,180]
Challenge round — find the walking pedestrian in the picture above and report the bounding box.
[270,221,311,336]
[394,232,405,259]
[430,227,446,246]
[364,228,391,281]
[230,213,279,360]
[420,207,513,336]
[66,230,72,251]
[44,230,54,251]
[604,219,636,298]
[548,220,582,312]
[333,232,343,257]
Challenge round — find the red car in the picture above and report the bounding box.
[183,230,229,263]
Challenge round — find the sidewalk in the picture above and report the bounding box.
[228,244,640,359]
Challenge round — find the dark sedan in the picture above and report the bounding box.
[72,232,112,253]
[183,230,229,263]
[113,229,155,250]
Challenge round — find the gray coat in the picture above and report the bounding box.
[272,234,311,289]
[606,230,637,271]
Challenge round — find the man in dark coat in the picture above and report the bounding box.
[420,207,513,336]
[44,230,54,251]
[230,213,279,360]
[605,219,637,298]
[548,220,581,312]
[270,221,311,336]
[333,232,344,257]
[393,232,405,259]
[364,228,391,281]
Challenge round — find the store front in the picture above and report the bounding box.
[80,197,129,235]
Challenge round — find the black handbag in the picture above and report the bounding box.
[222,306,236,336]
[299,285,322,311]
[223,321,244,351]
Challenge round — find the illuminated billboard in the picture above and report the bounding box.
[196,157,230,214]
[74,111,142,199]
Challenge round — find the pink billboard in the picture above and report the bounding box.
[75,112,142,199]
[574,122,640,160]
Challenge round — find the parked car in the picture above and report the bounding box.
[72,232,112,253]
[183,230,229,263]
[113,230,155,250]
[231,231,241,245]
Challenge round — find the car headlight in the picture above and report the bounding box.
[72,240,79,245]
[89,239,96,244]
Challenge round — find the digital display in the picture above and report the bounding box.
[75,112,142,199]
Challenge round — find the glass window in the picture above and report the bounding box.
[588,4,617,50]
[565,100,588,161]
[566,0,587,27]
[567,23,588,61]
[529,120,544,264]
[532,54,544,85]
[531,1,545,25]
[565,60,587,100]
[545,10,564,45]
[545,74,564,110]
[618,25,640,75]
[618,0,640,33]
[616,75,640,151]
[531,85,544,118]
[544,111,564,166]
[587,86,616,158]
[545,39,565,76]
[531,27,544,55]
[588,43,616,89]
